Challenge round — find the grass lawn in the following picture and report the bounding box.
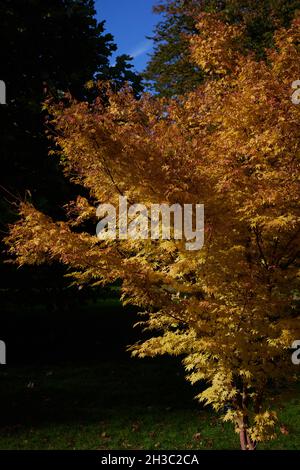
[0,357,299,450]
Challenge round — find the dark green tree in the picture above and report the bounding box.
[0,0,142,315]
[144,1,204,98]
[145,0,300,97]
[0,0,142,208]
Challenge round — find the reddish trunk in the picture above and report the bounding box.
[239,427,256,450]
[237,385,257,450]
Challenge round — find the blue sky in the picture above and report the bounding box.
[95,0,159,72]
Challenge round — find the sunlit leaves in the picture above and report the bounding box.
[5,11,300,448]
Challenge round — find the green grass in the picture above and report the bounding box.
[0,358,299,450]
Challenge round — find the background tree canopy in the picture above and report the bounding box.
[0,0,142,313]
[0,0,142,213]
[145,0,300,97]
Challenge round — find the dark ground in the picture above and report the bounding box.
[0,289,299,450]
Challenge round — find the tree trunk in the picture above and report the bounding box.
[239,425,256,450]
[236,385,257,450]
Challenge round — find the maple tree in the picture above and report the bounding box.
[6,12,300,449]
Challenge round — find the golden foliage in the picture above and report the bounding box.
[5,12,300,447]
